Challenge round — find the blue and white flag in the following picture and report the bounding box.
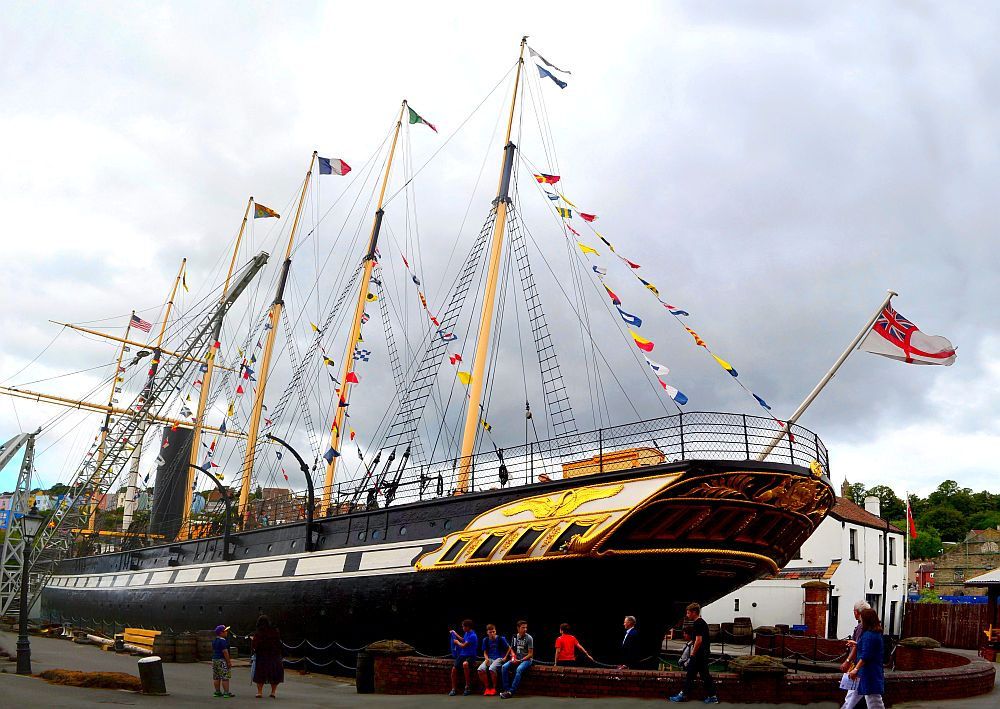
[644,357,669,377]
[617,307,642,328]
[537,65,567,89]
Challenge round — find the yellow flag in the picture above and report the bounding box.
[558,192,577,208]
[457,371,472,385]
[310,322,322,333]
[366,292,378,302]
[227,401,235,417]
[577,242,599,256]
[481,419,492,431]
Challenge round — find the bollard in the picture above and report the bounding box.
[356,650,374,693]
[137,655,169,695]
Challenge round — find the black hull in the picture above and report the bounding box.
[42,459,834,661]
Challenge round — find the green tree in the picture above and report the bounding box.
[967,510,1000,531]
[927,480,975,516]
[910,527,943,558]
[920,506,967,543]
[846,483,867,506]
[917,588,944,603]
[865,485,905,520]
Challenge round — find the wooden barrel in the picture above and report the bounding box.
[174,633,197,663]
[197,630,215,661]
[731,618,753,645]
[152,632,175,662]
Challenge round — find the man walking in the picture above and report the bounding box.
[499,620,533,700]
[840,601,871,709]
[669,603,719,704]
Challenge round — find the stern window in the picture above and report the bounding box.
[549,523,592,553]
[506,528,545,558]
[470,533,506,561]
[440,539,468,563]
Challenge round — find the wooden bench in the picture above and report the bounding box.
[122,628,160,654]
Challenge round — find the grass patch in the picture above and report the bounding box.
[37,669,142,691]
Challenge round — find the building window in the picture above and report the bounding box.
[849,529,858,560]
[878,534,885,565]
[889,537,896,565]
[954,569,965,581]
[734,599,740,612]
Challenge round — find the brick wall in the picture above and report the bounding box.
[373,650,995,704]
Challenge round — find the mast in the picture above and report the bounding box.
[181,197,254,534]
[122,258,186,531]
[239,154,317,519]
[90,313,132,532]
[321,103,407,512]
[456,37,527,493]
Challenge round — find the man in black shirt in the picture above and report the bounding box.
[669,603,718,703]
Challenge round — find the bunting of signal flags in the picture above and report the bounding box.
[402,252,448,334]
[548,177,778,420]
[529,47,570,90]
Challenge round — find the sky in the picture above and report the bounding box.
[1,1,998,501]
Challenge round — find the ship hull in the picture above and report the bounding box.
[42,459,834,662]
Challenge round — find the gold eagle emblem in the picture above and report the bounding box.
[501,484,624,519]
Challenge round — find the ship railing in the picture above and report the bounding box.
[69,411,828,546]
[228,411,828,530]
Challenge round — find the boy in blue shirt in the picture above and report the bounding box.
[211,624,234,698]
[477,624,510,696]
[448,619,478,696]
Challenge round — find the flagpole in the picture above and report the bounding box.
[322,101,407,514]
[757,289,897,462]
[181,196,255,536]
[456,36,529,494]
[239,153,317,521]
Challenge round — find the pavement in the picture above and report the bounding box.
[0,631,995,708]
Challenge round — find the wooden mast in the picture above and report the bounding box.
[239,154,317,519]
[321,102,407,513]
[180,197,254,534]
[456,37,527,493]
[122,258,186,530]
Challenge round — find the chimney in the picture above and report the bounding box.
[864,495,881,517]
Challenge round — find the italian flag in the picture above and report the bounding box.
[408,106,438,133]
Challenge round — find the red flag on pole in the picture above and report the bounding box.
[906,499,918,539]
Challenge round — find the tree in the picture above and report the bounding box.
[967,510,1000,531]
[865,485,905,520]
[927,480,975,516]
[909,527,943,559]
[917,588,944,603]
[846,483,867,506]
[919,507,966,543]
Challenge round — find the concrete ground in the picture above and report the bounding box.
[0,631,995,708]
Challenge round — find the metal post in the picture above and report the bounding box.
[598,428,603,474]
[16,542,31,674]
[787,423,796,465]
[678,412,686,460]
[529,442,533,484]
[188,464,233,561]
[265,434,315,552]
[742,414,750,460]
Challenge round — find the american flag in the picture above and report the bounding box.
[130,314,153,333]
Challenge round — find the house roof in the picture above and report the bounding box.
[964,567,1000,586]
[828,497,903,533]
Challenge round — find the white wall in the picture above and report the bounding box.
[703,515,908,637]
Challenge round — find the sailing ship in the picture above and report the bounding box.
[2,39,835,661]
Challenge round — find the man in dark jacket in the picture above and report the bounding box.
[669,603,719,703]
[618,615,640,669]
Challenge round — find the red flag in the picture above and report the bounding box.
[449,353,462,365]
[906,499,918,539]
[580,213,597,223]
[236,384,244,395]
[345,372,359,384]
[533,173,560,184]
[623,258,641,269]
[603,284,621,306]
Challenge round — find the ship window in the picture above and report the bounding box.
[267,544,273,552]
[440,539,468,563]
[471,533,506,561]
[549,523,592,553]
[372,529,382,541]
[444,520,452,530]
[399,527,407,537]
[357,531,366,541]
[506,528,545,558]
[291,541,297,548]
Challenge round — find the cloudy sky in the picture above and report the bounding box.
[1,1,997,500]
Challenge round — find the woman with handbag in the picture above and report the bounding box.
[251,615,285,699]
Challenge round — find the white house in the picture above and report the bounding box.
[703,495,908,638]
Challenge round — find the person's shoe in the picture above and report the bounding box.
[463,686,472,696]
[214,691,224,697]
[703,698,720,705]
[500,691,513,699]
[668,692,688,703]
[223,693,236,698]
[448,689,458,696]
